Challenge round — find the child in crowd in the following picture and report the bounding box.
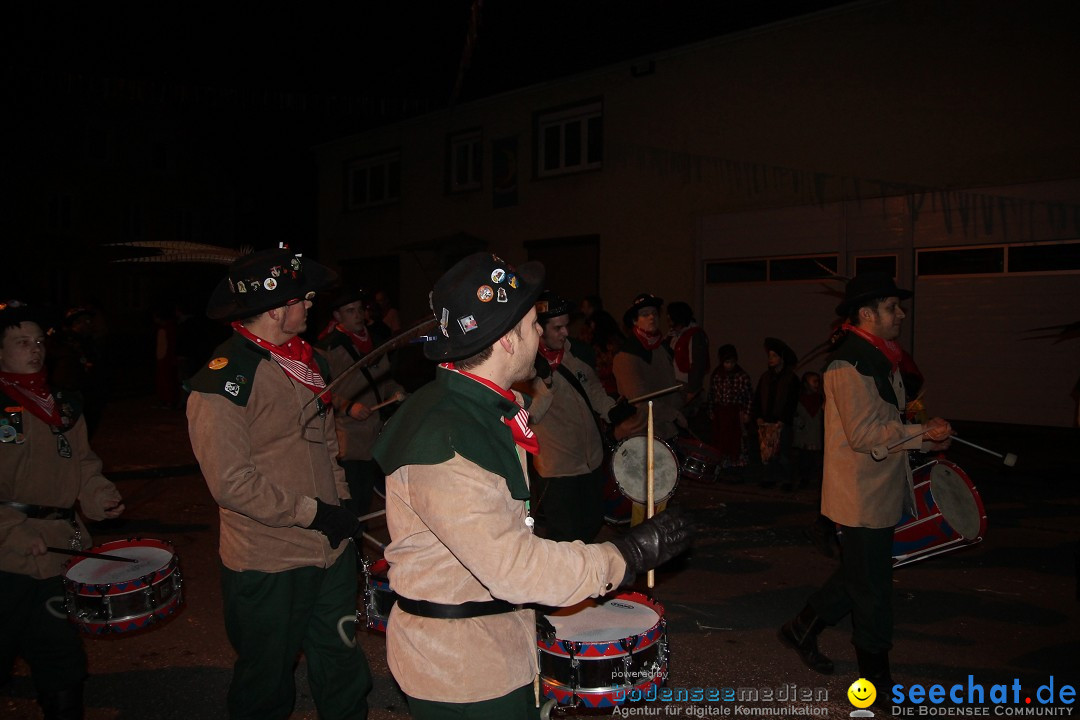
[705,344,753,480]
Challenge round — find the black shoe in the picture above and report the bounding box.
[778,605,834,674]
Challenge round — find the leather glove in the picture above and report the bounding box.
[533,353,552,382]
[607,398,636,427]
[609,506,694,587]
[307,499,360,549]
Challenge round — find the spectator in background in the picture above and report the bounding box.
[706,344,753,481]
[754,337,799,489]
[373,290,401,334]
[665,301,710,436]
[152,304,179,410]
[47,307,108,438]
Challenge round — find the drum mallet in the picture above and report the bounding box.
[951,435,1018,467]
[870,428,928,461]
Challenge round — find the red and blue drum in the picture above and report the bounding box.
[675,438,723,482]
[62,537,183,635]
[537,592,668,708]
[893,459,987,568]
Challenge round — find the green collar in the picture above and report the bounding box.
[373,367,530,500]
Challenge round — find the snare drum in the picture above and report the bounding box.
[892,459,987,568]
[675,438,723,482]
[537,592,668,708]
[62,537,183,635]
[361,556,397,632]
[609,436,679,505]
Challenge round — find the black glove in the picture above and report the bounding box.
[607,398,636,426]
[609,507,694,587]
[533,353,552,382]
[307,498,361,549]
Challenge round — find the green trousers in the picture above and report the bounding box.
[221,549,372,720]
[407,683,542,720]
[809,524,895,652]
[0,572,86,693]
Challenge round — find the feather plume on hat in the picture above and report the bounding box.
[107,241,254,265]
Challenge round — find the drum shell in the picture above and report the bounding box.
[537,592,668,708]
[362,556,398,632]
[675,438,723,482]
[62,537,183,635]
[892,459,987,567]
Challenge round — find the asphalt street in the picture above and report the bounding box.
[3,395,1078,719]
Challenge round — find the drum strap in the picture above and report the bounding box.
[0,500,75,521]
[396,595,521,619]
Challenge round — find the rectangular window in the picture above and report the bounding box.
[917,247,1004,276]
[705,254,837,284]
[535,101,602,177]
[345,151,401,210]
[1007,241,1080,273]
[447,130,482,192]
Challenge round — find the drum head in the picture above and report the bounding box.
[65,542,174,585]
[544,596,660,642]
[930,463,982,540]
[611,436,678,504]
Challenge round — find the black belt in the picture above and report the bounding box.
[395,596,521,619]
[0,501,76,521]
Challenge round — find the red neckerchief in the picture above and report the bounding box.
[0,371,62,426]
[799,391,824,417]
[440,362,539,454]
[842,322,903,371]
[633,326,664,351]
[538,342,564,371]
[232,322,330,402]
[339,324,373,355]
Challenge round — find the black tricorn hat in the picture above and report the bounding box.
[207,248,337,321]
[835,272,913,316]
[424,252,545,362]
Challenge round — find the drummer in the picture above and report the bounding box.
[0,301,125,718]
[777,273,952,710]
[612,293,686,524]
[520,291,635,542]
[371,253,692,720]
[185,248,373,719]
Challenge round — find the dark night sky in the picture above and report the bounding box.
[7,1,853,258]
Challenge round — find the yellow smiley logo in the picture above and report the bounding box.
[847,678,877,709]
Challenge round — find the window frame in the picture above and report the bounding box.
[344,150,401,211]
[534,99,603,178]
[447,129,483,193]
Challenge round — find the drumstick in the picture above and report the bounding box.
[47,546,138,563]
[647,401,655,590]
[357,508,387,523]
[951,435,1018,467]
[367,391,406,413]
[870,427,931,461]
[627,384,683,405]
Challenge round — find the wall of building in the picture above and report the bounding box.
[314,0,1079,424]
